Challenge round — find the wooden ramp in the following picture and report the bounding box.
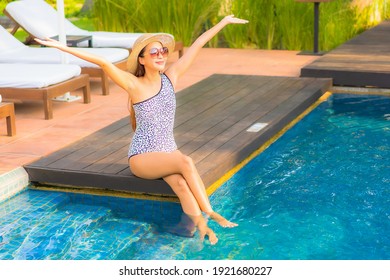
[301,20,390,88]
[25,74,331,197]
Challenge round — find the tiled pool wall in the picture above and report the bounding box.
[0,167,29,203]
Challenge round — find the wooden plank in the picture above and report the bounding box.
[84,143,129,174]
[175,74,228,107]
[56,128,131,170]
[27,118,130,167]
[301,68,390,88]
[175,75,253,126]
[27,167,174,195]
[175,75,281,149]
[301,20,390,88]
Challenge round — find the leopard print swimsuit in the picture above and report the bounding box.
[128,74,177,158]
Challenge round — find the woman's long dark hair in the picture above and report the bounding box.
[128,46,147,131]
[135,46,146,77]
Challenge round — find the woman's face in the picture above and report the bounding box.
[139,42,169,73]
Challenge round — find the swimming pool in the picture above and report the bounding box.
[0,93,389,260]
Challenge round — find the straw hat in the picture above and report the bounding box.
[127,33,175,75]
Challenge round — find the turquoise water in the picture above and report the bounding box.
[0,94,389,260]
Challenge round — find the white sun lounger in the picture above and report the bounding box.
[0,25,129,95]
[4,0,183,56]
[0,63,90,119]
[5,0,142,48]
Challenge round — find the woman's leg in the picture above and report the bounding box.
[163,174,217,244]
[163,173,201,217]
[185,159,239,228]
[129,150,237,227]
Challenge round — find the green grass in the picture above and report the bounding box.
[70,16,95,30]
[12,30,27,41]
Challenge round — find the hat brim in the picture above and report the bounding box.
[127,33,175,75]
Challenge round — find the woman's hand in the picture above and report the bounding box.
[222,15,249,25]
[34,37,66,49]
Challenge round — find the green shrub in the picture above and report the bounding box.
[92,0,221,46]
[0,0,85,17]
[223,0,390,51]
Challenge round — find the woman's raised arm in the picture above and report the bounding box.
[165,15,248,86]
[34,37,136,92]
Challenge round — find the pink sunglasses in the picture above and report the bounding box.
[147,47,169,58]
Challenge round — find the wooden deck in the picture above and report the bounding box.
[301,20,390,88]
[25,74,331,197]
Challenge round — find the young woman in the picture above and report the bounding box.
[36,15,248,244]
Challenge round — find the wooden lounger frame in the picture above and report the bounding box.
[0,74,90,120]
[3,9,123,96]
[81,60,126,96]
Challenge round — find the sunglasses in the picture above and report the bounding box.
[146,47,169,58]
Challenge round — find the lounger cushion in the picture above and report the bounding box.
[6,0,143,48]
[0,64,81,88]
[78,32,143,48]
[0,25,32,54]
[6,0,83,39]
[0,25,129,68]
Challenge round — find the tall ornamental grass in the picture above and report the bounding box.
[223,0,390,50]
[221,0,278,49]
[92,0,220,46]
[46,0,84,17]
[91,0,390,50]
[319,0,356,50]
[274,0,313,50]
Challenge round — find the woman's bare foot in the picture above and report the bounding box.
[207,211,238,228]
[188,214,218,245]
[164,213,196,237]
[197,217,218,245]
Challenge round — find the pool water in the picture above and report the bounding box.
[0,94,389,260]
